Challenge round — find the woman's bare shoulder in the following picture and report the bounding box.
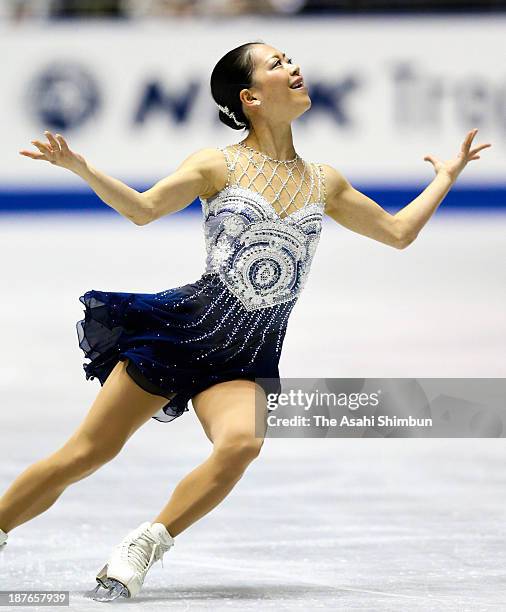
[317,163,350,198]
[190,147,228,199]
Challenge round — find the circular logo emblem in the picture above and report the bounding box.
[27,62,100,130]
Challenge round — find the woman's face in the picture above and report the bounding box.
[241,44,311,124]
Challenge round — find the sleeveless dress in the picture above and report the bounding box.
[76,140,327,422]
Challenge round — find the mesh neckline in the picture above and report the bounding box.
[237,140,300,164]
[218,141,324,218]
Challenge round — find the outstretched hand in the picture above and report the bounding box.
[19,131,86,173]
[424,128,492,182]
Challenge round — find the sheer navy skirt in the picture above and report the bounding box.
[76,273,289,422]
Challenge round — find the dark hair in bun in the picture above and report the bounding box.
[210,41,265,131]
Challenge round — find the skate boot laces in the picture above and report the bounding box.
[120,524,172,574]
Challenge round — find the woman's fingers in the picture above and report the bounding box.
[20,131,78,168]
[32,139,50,151]
[44,130,61,152]
[470,143,492,156]
[55,133,70,152]
[31,140,53,157]
[463,131,472,147]
[462,128,478,152]
[462,132,473,152]
[19,150,47,160]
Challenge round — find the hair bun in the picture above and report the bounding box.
[211,41,265,132]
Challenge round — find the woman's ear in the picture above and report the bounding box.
[241,92,261,110]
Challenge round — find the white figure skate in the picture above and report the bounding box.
[0,528,7,548]
[89,521,175,602]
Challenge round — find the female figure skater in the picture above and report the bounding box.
[1,41,491,601]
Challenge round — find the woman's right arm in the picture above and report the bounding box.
[20,131,151,225]
[19,131,216,226]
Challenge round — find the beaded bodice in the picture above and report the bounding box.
[200,141,326,312]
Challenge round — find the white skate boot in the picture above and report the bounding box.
[89,521,175,602]
[0,528,7,548]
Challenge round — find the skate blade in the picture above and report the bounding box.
[88,579,130,601]
[96,563,110,588]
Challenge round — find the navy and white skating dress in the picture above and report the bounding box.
[76,140,327,423]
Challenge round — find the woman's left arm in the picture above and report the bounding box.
[323,128,492,249]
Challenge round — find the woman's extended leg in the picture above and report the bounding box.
[152,379,267,537]
[0,359,174,534]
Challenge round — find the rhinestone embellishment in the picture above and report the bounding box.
[200,144,326,312]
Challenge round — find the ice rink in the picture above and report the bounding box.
[1,211,505,610]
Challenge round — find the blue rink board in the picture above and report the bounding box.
[0,185,505,213]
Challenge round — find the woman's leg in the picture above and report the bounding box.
[0,359,174,534]
[152,379,267,537]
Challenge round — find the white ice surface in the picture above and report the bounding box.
[1,211,505,610]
